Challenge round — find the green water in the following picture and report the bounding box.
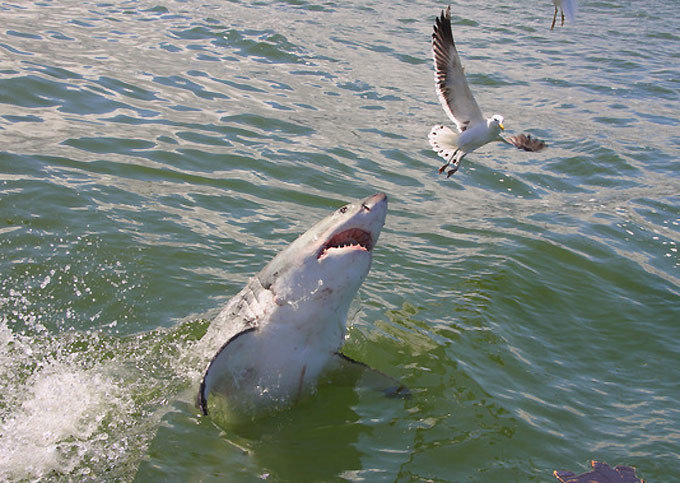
[1,0,678,481]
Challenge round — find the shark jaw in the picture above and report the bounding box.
[199,193,387,423]
[317,228,373,260]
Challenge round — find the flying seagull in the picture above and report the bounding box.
[551,0,577,30]
[428,6,546,177]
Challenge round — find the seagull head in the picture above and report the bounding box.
[490,114,505,131]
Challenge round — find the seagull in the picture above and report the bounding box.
[428,5,546,177]
[551,0,577,30]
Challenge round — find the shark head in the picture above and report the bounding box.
[257,192,387,314]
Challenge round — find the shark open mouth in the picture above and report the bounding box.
[317,228,373,260]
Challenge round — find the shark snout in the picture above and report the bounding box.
[360,192,387,243]
[363,192,387,210]
[361,193,388,219]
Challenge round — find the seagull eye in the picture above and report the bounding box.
[339,205,348,214]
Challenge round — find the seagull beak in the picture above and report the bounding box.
[499,123,505,131]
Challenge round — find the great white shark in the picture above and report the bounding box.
[198,192,401,422]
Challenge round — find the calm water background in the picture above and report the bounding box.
[0,0,678,480]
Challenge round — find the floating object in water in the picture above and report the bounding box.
[554,460,643,483]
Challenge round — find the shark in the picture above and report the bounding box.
[198,192,397,423]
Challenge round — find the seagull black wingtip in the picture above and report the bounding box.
[507,134,548,152]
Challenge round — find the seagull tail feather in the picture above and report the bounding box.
[428,124,460,161]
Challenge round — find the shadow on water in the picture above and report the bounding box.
[138,383,369,481]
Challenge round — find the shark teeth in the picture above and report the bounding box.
[318,228,373,260]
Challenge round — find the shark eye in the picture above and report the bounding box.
[339,205,349,214]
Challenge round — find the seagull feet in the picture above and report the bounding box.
[551,6,558,30]
[438,163,458,177]
[439,149,459,175]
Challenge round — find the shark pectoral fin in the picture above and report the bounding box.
[198,326,259,416]
[331,352,410,399]
[382,382,411,399]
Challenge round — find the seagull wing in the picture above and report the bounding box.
[504,133,547,152]
[432,6,484,133]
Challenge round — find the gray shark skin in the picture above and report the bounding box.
[198,193,388,423]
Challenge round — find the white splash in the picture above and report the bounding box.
[0,312,205,481]
[0,363,130,480]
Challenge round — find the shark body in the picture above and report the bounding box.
[198,193,388,421]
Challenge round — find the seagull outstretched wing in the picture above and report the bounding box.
[432,5,484,133]
[505,134,547,152]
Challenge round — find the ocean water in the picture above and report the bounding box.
[0,0,678,480]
